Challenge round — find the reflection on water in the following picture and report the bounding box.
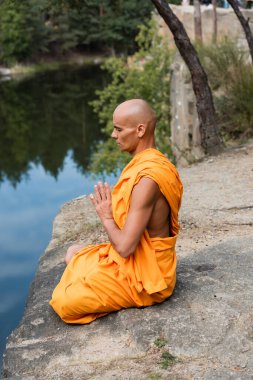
[0,65,115,371]
[0,64,107,186]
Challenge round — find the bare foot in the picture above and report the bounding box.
[64,244,87,265]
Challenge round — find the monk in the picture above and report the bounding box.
[50,99,183,324]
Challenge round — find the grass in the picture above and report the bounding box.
[160,351,177,370]
[153,338,178,371]
[154,338,167,349]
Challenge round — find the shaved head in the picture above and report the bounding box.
[113,99,157,132]
[112,99,157,155]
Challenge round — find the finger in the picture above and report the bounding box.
[98,182,106,201]
[94,185,101,202]
[89,193,96,206]
[105,182,111,201]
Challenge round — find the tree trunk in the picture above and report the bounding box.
[194,0,203,43]
[212,0,217,43]
[227,0,253,64]
[151,0,222,154]
[99,4,104,18]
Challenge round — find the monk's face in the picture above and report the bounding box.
[111,109,140,154]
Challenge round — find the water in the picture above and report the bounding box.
[0,65,115,370]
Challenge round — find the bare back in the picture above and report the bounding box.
[128,176,171,241]
[147,192,170,238]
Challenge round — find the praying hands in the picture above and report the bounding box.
[90,182,114,222]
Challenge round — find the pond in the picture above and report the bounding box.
[0,65,116,371]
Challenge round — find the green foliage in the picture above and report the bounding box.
[77,0,154,53]
[153,336,177,372]
[0,0,153,64]
[215,64,253,139]
[154,338,167,349]
[89,20,173,175]
[0,0,47,64]
[198,40,253,141]
[159,351,177,369]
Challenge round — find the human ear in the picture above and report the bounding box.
[137,124,146,138]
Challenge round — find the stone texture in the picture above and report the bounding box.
[3,141,253,380]
[170,52,205,166]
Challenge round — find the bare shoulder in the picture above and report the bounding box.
[130,177,160,207]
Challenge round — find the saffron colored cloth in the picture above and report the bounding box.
[50,148,183,324]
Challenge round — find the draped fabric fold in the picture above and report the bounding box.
[50,148,183,324]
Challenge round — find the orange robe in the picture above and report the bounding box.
[50,148,183,324]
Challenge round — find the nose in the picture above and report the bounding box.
[111,129,117,139]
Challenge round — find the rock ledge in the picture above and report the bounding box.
[3,143,253,380]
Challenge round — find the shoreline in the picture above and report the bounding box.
[0,52,106,79]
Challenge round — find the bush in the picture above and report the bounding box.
[198,40,253,141]
[89,19,173,176]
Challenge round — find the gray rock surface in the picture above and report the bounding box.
[3,142,253,379]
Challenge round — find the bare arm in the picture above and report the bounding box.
[90,178,160,258]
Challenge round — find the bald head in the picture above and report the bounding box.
[113,99,157,133]
[112,99,157,155]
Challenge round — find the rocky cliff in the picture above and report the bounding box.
[3,142,253,379]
